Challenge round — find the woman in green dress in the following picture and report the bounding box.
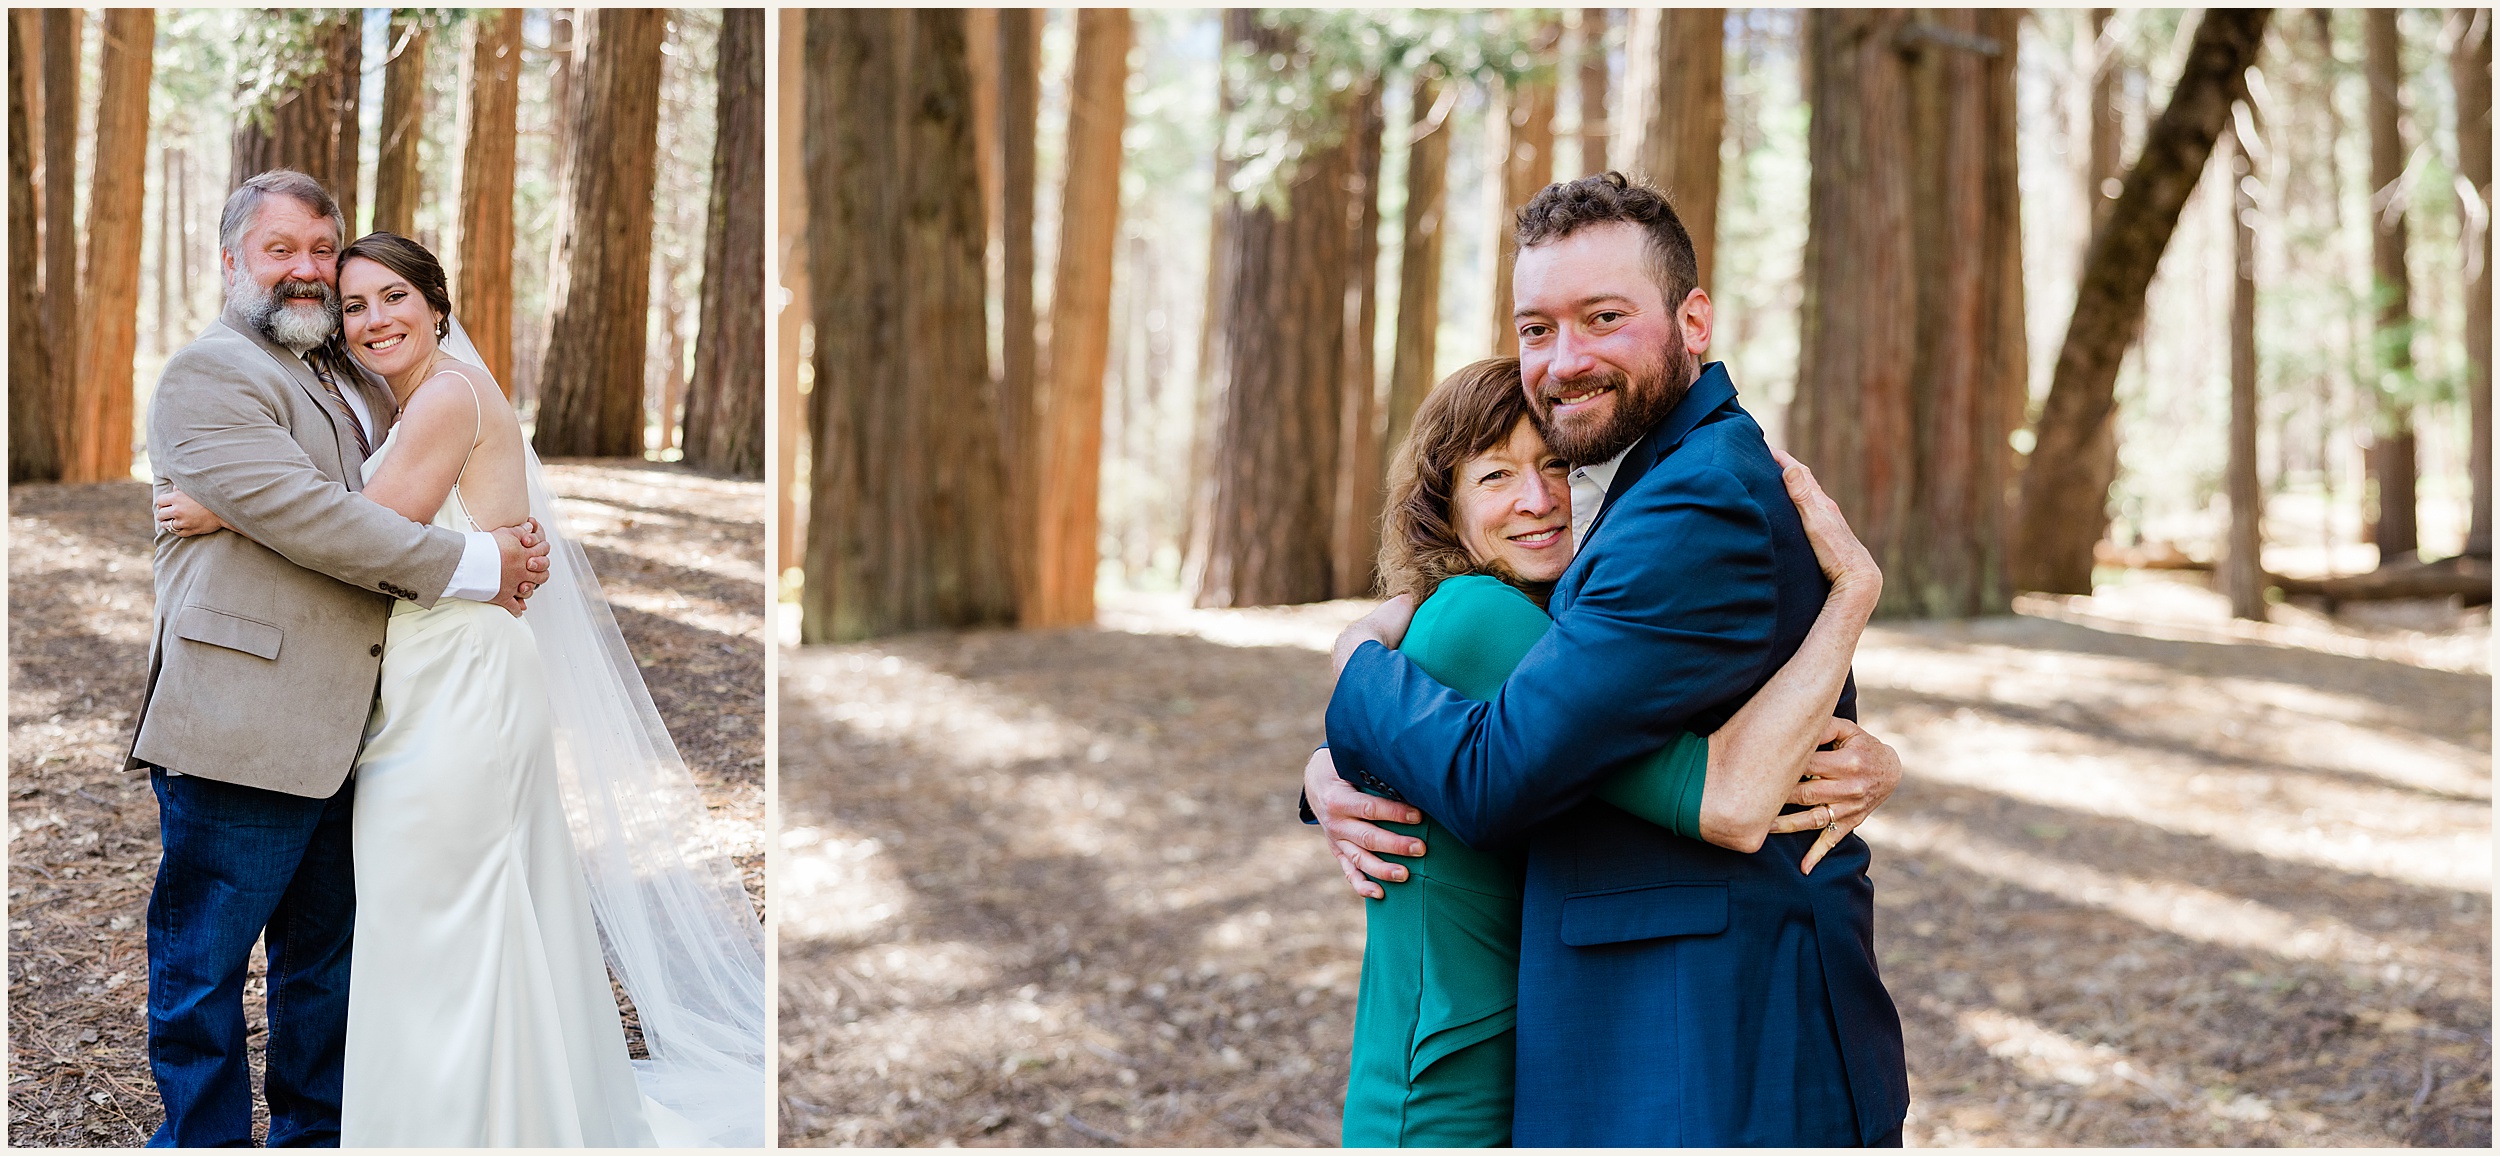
[1334,358,1885,1146]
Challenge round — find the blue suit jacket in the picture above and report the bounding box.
[1325,364,1908,1145]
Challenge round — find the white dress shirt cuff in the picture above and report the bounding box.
[444,531,503,603]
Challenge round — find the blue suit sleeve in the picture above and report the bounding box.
[1323,463,1781,849]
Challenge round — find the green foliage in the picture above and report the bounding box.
[1220,9,1545,210]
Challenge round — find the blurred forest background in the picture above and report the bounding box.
[784,7,2489,631]
[781,8,2492,1147]
[8,6,764,482]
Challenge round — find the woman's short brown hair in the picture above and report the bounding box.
[1376,357,1544,602]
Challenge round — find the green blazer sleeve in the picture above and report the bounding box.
[149,336,466,605]
[1402,576,1707,840]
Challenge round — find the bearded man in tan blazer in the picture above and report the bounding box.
[127,170,550,1148]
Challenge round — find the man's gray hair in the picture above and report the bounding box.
[218,169,342,256]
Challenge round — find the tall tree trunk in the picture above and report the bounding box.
[231,12,361,224]
[66,9,152,483]
[2365,8,2418,563]
[774,7,807,568]
[2458,7,2493,558]
[40,9,79,469]
[155,143,171,355]
[1491,16,1561,356]
[1578,8,1610,174]
[548,9,579,197]
[450,10,520,388]
[9,11,53,482]
[1626,8,1725,290]
[1796,10,1918,592]
[1028,9,1132,628]
[534,8,664,458]
[1382,75,1450,464]
[1900,9,2025,618]
[997,8,1042,600]
[2223,121,2267,619]
[2011,9,2270,594]
[802,9,1017,640]
[176,147,191,332]
[371,14,430,237]
[1331,79,1387,600]
[2079,9,2126,534]
[684,8,765,477]
[1197,10,1354,608]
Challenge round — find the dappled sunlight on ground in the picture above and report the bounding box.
[779,589,2489,1147]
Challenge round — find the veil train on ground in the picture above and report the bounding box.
[413,318,768,1147]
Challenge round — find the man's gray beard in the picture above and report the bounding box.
[229,273,339,353]
[1533,339,1696,466]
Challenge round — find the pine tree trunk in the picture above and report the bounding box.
[1197,10,1353,608]
[1578,8,1610,175]
[773,7,806,567]
[684,7,764,477]
[2079,9,2126,524]
[1626,8,1724,290]
[801,9,1017,640]
[66,9,152,483]
[1900,9,2024,618]
[40,9,78,467]
[1331,79,1387,600]
[2366,8,2419,563]
[9,11,54,482]
[1381,75,1449,464]
[2458,7,2493,558]
[2011,8,2270,594]
[450,10,520,388]
[1796,10,1918,589]
[371,15,430,237]
[997,8,1042,600]
[231,13,360,223]
[2223,123,2267,619]
[534,8,665,458]
[1027,8,1132,628]
[1491,17,1561,356]
[548,9,579,196]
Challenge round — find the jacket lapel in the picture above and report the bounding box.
[222,304,367,490]
[1576,361,1738,548]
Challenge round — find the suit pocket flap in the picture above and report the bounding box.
[173,605,283,661]
[1559,881,1728,946]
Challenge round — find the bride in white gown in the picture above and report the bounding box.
[161,232,764,1147]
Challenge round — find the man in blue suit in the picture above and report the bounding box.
[1310,173,1910,1145]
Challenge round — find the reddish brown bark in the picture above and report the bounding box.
[1027,9,1132,627]
[1491,17,1561,355]
[451,10,520,388]
[1331,80,1387,600]
[10,10,54,482]
[66,9,153,483]
[2011,9,2270,594]
[1627,8,1725,289]
[371,15,430,238]
[684,8,765,477]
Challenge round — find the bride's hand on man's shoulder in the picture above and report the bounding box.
[155,487,227,538]
[1769,447,1879,608]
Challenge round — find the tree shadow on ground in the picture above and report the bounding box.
[778,606,2489,1147]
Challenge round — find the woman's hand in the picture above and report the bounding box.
[1765,717,1902,875]
[156,487,228,538]
[1770,446,1879,609]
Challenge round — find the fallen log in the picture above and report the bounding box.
[2268,555,2493,606]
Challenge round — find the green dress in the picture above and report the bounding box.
[1338,575,1710,1148]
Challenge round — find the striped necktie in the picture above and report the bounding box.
[307,355,372,460]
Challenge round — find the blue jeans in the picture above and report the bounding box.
[145,769,355,1148]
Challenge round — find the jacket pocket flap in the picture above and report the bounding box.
[1559,881,1729,946]
[173,605,283,661]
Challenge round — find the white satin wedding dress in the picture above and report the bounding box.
[339,404,663,1147]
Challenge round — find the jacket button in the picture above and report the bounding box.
[370,644,383,656]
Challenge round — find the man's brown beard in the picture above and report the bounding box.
[1529,339,1696,466]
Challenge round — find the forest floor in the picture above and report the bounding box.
[779,574,2490,1147]
[5,462,766,1148]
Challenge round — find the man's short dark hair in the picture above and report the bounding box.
[219,169,342,257]
[1513,172,1701,310]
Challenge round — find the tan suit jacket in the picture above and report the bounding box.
[128,303,469,798]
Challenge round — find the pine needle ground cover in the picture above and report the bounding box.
[6,462,765,1147]
[780,588,2488,1147]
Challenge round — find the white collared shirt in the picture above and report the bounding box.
[1568,444,1635,549]
[305,352,501,603]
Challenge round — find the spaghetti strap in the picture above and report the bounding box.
[425,364,487,530]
